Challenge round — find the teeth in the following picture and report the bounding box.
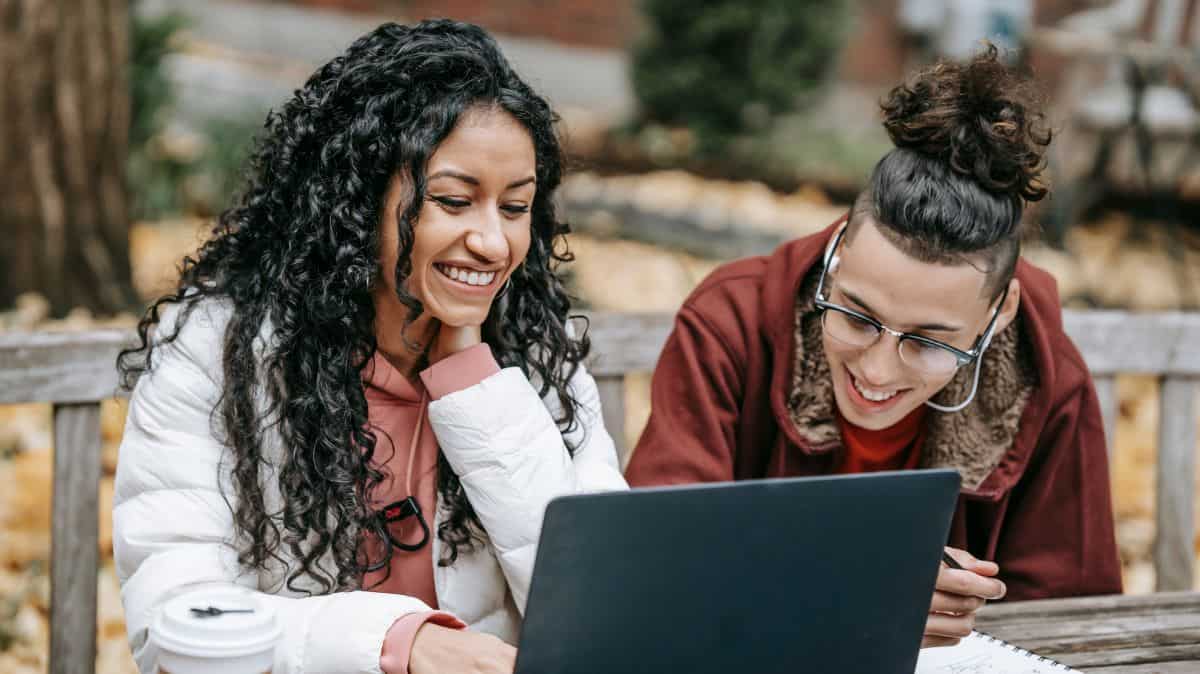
[852,375,898,402]
[437,264,496,287]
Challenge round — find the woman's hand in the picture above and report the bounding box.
[922,547,1007,648]
[428,322,483,365]
[409,623,516,674]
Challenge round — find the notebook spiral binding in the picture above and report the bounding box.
[975,631,1076,671]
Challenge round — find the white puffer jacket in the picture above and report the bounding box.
[113,300,628,673]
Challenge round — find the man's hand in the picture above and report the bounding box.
[409,623,516,674]
[922,547,1007,648]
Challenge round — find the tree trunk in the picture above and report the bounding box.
[0,0,137,317]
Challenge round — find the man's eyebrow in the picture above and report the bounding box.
[840,287,963,333]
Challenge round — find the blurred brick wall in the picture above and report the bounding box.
[838,0,909,85]
[285,0,382,11]
[406,0,637,49]
[838,0,1097,86]
[279,0,638,49]
[272,0,1097,86]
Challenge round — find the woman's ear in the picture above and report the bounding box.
[994,278,1021,333]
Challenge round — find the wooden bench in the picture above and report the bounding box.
[976,590,1200,670]
[1,310,1198,674]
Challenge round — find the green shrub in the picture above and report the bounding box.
[128,4,187,220]
[130,4,187,153]
[127,4,261,219]
[631,0,849,154]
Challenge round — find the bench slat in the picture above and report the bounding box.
[0,330,131,404]
[583,311,1200,376]
[2,311,1200,403]
[1064,312,1200,376]
[1094,375,1119,461]
[50,402,102,674]
[583,312,673,377]
[595,376,629,467]
[1156,376,1197,591]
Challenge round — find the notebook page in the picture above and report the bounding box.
[915,631,1081,673]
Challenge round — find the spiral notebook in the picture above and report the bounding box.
[915,631,1080,673]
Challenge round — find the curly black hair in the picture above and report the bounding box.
[117,19,589,594]
[850,43,1053,298]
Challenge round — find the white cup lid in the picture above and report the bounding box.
[151,586,281,659]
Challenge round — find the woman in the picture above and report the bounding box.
[114,20,626,674]
[627,46,1122,646]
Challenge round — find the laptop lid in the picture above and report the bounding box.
[515,469,961,674]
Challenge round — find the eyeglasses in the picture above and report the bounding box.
[813,227,1006,377]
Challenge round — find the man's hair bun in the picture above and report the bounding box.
[880,43,1052,204]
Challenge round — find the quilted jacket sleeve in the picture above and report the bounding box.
[427,359,629,612]
[112,302,430,674]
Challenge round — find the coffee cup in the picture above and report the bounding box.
[150,586,281,674]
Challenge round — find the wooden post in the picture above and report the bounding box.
[1155,376,1197,592]
[596,376,628,467]
[1093,375,1119,462]
[50,402,102,674]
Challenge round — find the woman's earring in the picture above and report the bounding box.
[496,277,511,299]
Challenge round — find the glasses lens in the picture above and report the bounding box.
[899,339,960,375]
[822,309,880,348]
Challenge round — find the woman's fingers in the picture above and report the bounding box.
[484,640,517,674]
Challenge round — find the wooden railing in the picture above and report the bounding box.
[1,310,1198,674]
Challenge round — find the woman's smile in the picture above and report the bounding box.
[433,262,502,290]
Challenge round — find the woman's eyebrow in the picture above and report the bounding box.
[426,171,536,191]
[841,287,963,333]
[428,170,478,185]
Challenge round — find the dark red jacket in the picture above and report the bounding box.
[626,223,1122,601]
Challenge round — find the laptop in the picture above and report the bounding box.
[515,469,961,674]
